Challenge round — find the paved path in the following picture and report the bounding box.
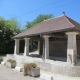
[0,64,38,80]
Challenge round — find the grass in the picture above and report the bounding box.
[0,56,3,60]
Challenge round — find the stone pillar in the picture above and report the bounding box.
[24,38,30,56]
[66,32,78,65]
[37,41,40,54]
[14,39,20,55]
[43,35,50,59]
[42,39,45,59]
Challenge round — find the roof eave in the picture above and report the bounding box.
[12,27,75,39]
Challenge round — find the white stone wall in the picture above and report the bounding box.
[5,54,80,77]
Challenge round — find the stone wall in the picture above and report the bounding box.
[34,59,80,77]
[6,54,80,77]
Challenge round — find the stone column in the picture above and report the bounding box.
[66,32,78,65]
[14,39,20,55]
[43,35,50,59]
[24,38,30,56]
[37,41,40,54]
[42,39,45,59]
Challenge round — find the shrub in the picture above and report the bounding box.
[7,59,15,63]
[30,63,37,68]
[23,62,37,76]
[0,56,3,60]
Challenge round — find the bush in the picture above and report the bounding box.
[30,63,37,68]
[23,62,37,76]
[7,59,15,63]
[0,56,3,60]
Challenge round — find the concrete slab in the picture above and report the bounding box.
[15,66,23,72]
[40,74,53,80]
[1,61,6,66]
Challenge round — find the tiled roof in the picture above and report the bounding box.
[13,15,80,39]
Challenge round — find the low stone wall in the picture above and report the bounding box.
[5,54,80,77]
[34,59,80,77]
[51,64,80,77]
[6,54,14,60]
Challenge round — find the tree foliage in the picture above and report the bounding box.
[0,17,21,53]
[26,14,54,29]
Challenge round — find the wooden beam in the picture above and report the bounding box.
[42,34,65,38]
[30,38,42,41]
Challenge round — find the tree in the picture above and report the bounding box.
[5,18,21,34]
[26,14,54,29]
[0,17,21,53]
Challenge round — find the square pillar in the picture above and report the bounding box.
[66,32,78,65]
[14,39,20,55]
[24,38,30,56]
[42,39,45,59]
[37,41,40,54]
[43,35,50,59]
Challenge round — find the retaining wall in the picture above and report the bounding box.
[6,54,80,77]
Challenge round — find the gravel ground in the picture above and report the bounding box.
[0,64,39,80]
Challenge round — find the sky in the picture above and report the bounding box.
[0,0,80,29]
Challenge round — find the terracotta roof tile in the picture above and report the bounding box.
[13,15,80,39]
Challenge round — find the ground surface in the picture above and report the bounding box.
[40,69,80,80]
[0,64,39,80]
[0,64,80,80]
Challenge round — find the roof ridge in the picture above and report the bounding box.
[63,16,75,27]
[43,15,64,22]
[66,16,80,25]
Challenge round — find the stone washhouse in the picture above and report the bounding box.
[6,13,80,77]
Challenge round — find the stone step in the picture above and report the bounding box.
[40,74,53,80]
[1,61,6,66]
[15,66,23,72]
